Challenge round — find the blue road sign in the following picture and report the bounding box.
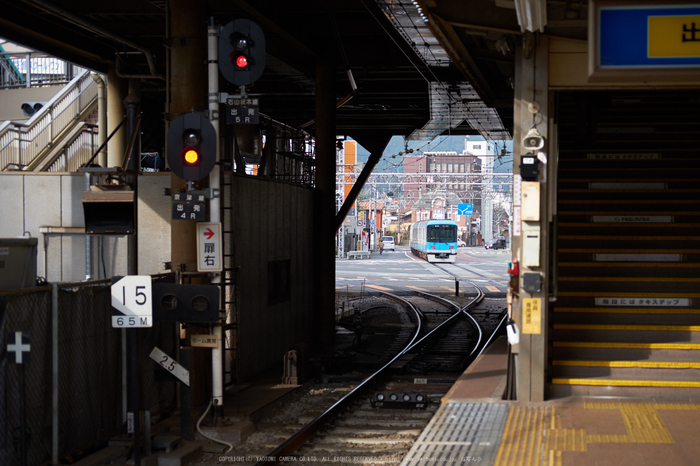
[458,203,473,215]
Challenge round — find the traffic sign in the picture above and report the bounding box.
[458,203,474,215]
[196,222,222,272]
[111,275,153,328]
[149,347,189,385]
[7,331,30,364]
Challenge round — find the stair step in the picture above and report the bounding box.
[552,324,700,343]
[551,361,700,381]
[552,344,700,362]
[553,312,700,326]
[553,360,700,369]
[553,341,700,350]
[552,378,700,388]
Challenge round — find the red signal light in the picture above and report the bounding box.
[235,54,248,69]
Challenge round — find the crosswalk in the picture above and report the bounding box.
[337,283,507,295]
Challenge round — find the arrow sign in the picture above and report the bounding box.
[458,203,474,216]
[196,222,222,272]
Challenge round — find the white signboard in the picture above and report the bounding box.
[111,275,152,328]
[149,347,190,385]
[196,222,223,272]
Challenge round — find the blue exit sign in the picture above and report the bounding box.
[598,4,700,68]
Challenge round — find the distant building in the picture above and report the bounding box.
[402,137,496,244]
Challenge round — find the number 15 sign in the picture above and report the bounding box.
[111,275,153,328]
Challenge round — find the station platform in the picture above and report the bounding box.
[401,336,700,466]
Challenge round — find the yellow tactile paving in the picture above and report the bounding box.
[494,402,693,465]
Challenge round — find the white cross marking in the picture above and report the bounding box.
[7,331,30,364]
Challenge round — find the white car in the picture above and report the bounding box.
[380,236,395,251]
[458,239,466,247]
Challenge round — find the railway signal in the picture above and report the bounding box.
[219,19,266,86]
[167,113,217,182]
[152,283,220,323]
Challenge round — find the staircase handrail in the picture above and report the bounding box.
[0,70,98,171]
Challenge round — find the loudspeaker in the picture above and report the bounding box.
[522,128,544,151]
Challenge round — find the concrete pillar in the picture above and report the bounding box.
[125,81,141,276]
[107,66,126,168]
[170,0,207,271]
[170,0,209,409]
[313,62,337,349]
[513,34,549,402]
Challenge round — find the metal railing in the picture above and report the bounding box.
[0,49,80,89]
[0,70,98,171]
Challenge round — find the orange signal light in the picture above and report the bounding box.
[184,149,199,164]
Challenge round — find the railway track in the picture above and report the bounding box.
[211,287,506,466]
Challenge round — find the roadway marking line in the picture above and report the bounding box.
[406,286,430,291]
[365,284,393,291]
[486,286,501,292]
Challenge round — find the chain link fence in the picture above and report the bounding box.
[0,274,177,465]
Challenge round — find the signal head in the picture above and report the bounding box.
[167,113,216,182]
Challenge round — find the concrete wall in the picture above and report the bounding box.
[0,172,171,283]
[228,174,315,381]
[0,85,63,121]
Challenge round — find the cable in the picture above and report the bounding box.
[196,398,233,453]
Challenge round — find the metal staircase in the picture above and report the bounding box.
[551,90,700,398]
[0,70,98,172]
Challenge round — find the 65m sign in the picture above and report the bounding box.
[111,275,153,328]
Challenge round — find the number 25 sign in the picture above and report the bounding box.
[111,275,153,328]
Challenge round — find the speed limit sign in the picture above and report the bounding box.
[111,275,153,328]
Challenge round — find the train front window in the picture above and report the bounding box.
[427,224,457,242]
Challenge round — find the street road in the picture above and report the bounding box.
[335,245,511,295]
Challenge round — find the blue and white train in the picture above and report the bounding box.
[409,219,459,263]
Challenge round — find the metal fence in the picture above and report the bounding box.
[0,275,177,465]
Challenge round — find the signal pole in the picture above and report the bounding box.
[208,17,224,417]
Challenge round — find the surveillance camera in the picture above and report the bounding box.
[522,128,544,151]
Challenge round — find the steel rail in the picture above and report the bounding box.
[256,292,424,465]
[416,287,485,355]
[256,288,495,465]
